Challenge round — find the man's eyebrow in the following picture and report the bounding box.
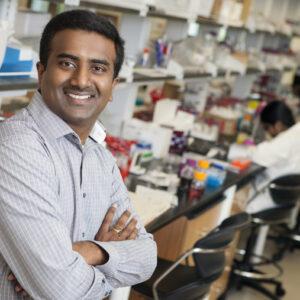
[57,53,79,60]
[57,53,110,67]
[91,59,110,66]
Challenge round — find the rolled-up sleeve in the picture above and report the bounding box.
[0,134,113,299]
[94,162,157,288]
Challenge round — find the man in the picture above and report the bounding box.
[0,9,157,299]
[246,100,300,213]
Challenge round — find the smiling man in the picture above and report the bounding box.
[0,10,157,299]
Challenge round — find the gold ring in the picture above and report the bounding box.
[112,227,122,236]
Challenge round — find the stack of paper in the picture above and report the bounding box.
[129,185,175,226]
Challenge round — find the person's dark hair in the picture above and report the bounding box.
[260,100,295,128]
[39,9,124,79]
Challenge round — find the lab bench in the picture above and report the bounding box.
[145,163,264,234]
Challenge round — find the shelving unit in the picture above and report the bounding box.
[0,0,299,136]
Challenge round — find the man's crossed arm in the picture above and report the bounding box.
[8,204,138,297]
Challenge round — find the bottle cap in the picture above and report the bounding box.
[194,171,206,180]
[186,158,197,167]
[198,160,210,169]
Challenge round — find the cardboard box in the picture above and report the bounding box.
[96,9,122,30]
[206,112,238,136]
[211,0,223,18]
[162,81,185,101]
[18,0,30,9]
[231,51,249,66]
[211,0,253,25]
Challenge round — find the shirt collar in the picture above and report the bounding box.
[27,91,106,144]
[89,121,107,144]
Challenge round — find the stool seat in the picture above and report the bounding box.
[133,258,213,300]
[252,204,295,225]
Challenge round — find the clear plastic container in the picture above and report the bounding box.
[206,165,226,188]
[189,171,206,201]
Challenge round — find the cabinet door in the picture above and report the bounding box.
[179,202,223,266]
[153,201,223,264]
[153,216,187,261]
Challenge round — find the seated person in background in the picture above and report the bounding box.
[246,100,300,214]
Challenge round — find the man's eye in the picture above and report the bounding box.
[60,61,75,68]
[92,66,105,72]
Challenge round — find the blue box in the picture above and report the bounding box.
[0,46,33,77]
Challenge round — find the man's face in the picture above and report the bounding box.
[37,29,119,131]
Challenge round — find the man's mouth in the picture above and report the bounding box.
[64,92,95,100]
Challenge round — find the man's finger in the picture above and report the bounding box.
[127,227,139,240]
[15,284,22,292]
[95,204,117,239]
[7,273,15,281]
[113,209,131,231]
[119,217,138,239]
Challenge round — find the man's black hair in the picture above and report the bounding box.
[39,9,124,79]
[260,100,295,128]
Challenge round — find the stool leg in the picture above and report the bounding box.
[252,225,269,262]
[242,225,258,266]
[241,279,280,300]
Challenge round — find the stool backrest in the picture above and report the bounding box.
[269,174,300,205]
[192,212,251,279]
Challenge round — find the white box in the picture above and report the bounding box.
[14,11,51,38]
[122,118,173,159]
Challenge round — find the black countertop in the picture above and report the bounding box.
[145,163,264,233]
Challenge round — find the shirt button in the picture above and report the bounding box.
[83,192,86,198]
[102,279,106,284]
[82,232,85,238]
[108,290,112,295]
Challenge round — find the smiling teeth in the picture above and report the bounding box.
[67,93,91,100]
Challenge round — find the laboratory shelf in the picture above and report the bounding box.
[0,65,290,92]
[0,77,38,92]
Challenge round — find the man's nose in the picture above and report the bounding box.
[70,67,91,89]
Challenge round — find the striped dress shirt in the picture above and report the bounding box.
[0,91,157,299]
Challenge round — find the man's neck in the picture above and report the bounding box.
[69,123,94,146]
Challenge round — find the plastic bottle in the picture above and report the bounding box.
[177,159,196,198]
[189,171,206,201]
[140,48,150,67]
[239,115,252,134]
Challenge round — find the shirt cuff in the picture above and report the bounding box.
[82,265,113,300]
[91,241,120,278]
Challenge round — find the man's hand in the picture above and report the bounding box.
[8,272,28,297]
[94,204,139,242]
[72,204,139,266]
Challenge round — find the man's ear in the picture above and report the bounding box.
[36,62,45,89]
[109,77,120,102]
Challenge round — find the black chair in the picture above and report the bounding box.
[220,174,300,300]
[132,212,251,300]
[268,175,300,261]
